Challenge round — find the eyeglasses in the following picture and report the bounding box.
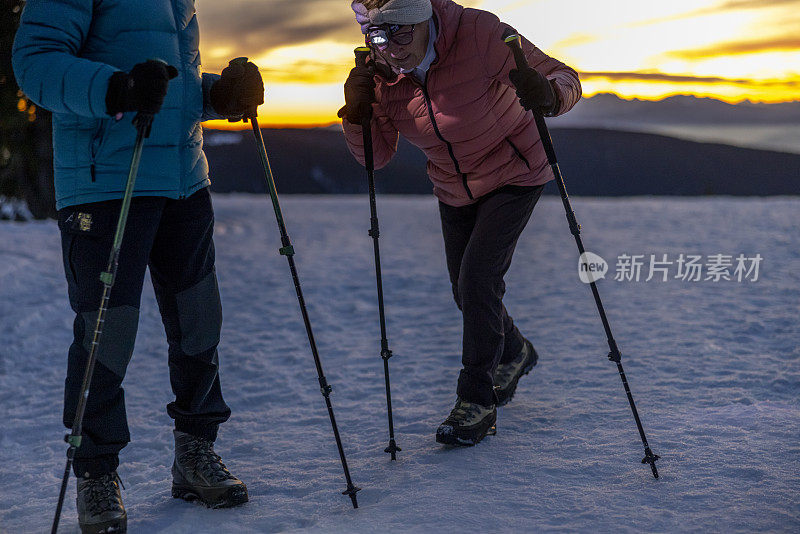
[366,24,415,51]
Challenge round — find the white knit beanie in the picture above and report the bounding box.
[352,0,433,33]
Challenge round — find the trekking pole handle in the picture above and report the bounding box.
[354,46,374,124]
[131,58,177,138]
[501,29,557,164]
[132,112,154,138]
[227,56,257,122]
[502,31,529,74]
[354,46,372,68]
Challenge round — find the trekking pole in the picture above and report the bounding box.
[353,46,401,461]
[502,30,660,479]
[51,111,155,534]
[229,57,361,508]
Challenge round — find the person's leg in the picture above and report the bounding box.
[455,185,544,407]
[148,187,246,507]
[147,187,230,441]
[58,197,165,478]
[438,200,478,311]
[499,312,526,364]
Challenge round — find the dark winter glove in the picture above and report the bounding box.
[337,64,376,125]
[106,60,179,116]
[509,67,560,117]
[210,60,264,120]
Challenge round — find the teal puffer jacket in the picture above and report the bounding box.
[12,0,223,209]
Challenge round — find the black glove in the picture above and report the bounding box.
[509,67,559,116]
[106,60,179,116]
[210,60,264,119]
[337,64,376,125]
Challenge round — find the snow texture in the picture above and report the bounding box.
[1,195,798,532]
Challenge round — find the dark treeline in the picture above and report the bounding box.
[203,127,800,197]
[1,0,55,219]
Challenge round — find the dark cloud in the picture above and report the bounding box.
[667,36,800,59]
[579,71,800,87]
[196,0,363,70]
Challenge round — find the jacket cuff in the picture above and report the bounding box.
[544,78,561,117]
[201,72,225,121]
[77,64,119,118]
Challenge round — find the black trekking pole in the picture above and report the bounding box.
[229,57,361,508]
[51,111,155,534]
[502,30,660,479]
[353,46,401,461]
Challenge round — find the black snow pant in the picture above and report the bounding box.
[439,184,544,408]
[57,187,230,478]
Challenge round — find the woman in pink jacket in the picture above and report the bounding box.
[340,0,581,446]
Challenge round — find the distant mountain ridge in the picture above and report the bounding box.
[551,94,800,125]
[204,126,800,197]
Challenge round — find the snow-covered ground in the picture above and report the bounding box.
[1,195,798,533]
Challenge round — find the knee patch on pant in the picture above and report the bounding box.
[81,306,139,379]
[175,270,222,356]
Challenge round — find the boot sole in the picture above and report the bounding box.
[172,483,249,509]
[496,346,539,407]
[79,514,127,534]
[436,413,498,447]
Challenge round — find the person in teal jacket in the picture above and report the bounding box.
[13,1,261,532]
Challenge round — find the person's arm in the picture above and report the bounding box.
[341,103,399,170]
[475,11,582,116]
[339,64,399,169]
[12,0,119,117]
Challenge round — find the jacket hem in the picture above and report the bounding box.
[56,180,211,210]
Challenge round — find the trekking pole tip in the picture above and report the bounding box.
[384,440,401,460]
[642,449,661,479]
[342,485,361,509]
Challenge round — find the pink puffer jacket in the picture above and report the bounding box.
[342,0,582,207]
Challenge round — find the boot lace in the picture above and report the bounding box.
[83,473,123,515]
[179,437,235,484]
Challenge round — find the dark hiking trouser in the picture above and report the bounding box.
[439,184,545,408]
[57,187,230,478]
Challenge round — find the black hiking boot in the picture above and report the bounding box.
[171,430,248,508]
[76,471,126,534]
[435,398,497,446]
[493,338,538,406]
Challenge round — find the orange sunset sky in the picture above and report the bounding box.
[197,0,800,128]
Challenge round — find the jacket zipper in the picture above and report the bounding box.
[506,138,531,169]
[90,120,108,183]
[420,81,473,200]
